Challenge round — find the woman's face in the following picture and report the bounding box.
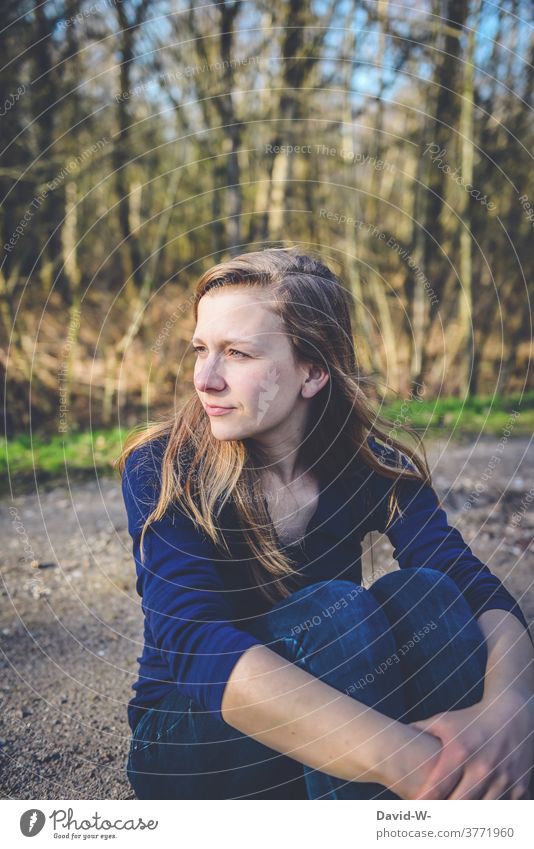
[191,286,327,444]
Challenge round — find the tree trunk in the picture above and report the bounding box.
[458,13,477,396]
[416,0,469,388]
[60,179,82,425]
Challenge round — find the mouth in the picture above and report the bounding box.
[204,404,236,416]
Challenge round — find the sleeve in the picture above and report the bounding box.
[366,438,531,635]
[121,442,264,720]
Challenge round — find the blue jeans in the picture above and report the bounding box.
[126,567,489,799]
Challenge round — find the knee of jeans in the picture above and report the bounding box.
[261,579,387,644]
[371,567,463,602]
[255,579,397,682]
[369,567,481,641]
[276,579,365,620]
[286,579,363,604]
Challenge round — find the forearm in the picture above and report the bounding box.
[476,610,534,701]
[221,643,442,797]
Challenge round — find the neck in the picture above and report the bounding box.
[262,458,306,487]
[248,405,311,486]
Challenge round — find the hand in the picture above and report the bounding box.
[407,691,534,800]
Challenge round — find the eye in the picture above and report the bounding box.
[192,346,248,358]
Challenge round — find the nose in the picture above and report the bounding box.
[194,356,227,393]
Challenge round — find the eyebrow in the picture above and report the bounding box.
[191,335,262,349]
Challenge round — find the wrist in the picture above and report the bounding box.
[482,681,534,707]
[373,725,443,797]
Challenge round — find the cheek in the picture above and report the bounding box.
[231,363,297,411]
[240,367,272,401]
[251,364,295,409]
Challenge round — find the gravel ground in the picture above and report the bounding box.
[1,435,533,799]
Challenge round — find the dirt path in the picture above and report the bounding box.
[1,436,533,799]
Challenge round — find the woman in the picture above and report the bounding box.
[118,247,534,800]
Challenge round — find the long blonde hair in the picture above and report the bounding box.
[116,247,435,604]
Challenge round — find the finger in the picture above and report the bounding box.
[509,782,530,800]
[508,764,534,800]
[481,773,511,800]
[419,767,464,800]
[448,770,494,801]
[416,751,465,800]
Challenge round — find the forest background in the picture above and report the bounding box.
[2,0,534,476]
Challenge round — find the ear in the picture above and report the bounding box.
[301,363,330,399]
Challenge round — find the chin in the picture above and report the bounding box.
[209,422,254,441]
[210,428,234,438]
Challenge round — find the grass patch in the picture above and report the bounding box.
[1,427,128,489]
[379,390,534,436]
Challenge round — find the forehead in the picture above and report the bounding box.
[195,287,283,340]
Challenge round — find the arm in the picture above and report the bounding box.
[221,642,445,798]
[122,444,263,717]
[409,610,534,800]
[477,608,534,702]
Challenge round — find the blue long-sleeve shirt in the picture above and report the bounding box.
[122,435,530,733]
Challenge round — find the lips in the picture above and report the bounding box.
[204,404,235,415]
